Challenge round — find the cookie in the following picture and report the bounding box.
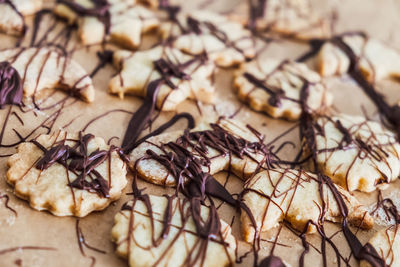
[111,194,236,267]
[0,46,95,102]
[54,0,159,49]
[234,59,333,120]
[131,117,271,186]
[160,10,255,67]
[360,226,400,267]
[247,0,331,40]
[318,34,400,82]
[109,45,216,111]
[0,0,43,36]
[312,114,400,192]
[241,168,373,243]
[6,131,127,217]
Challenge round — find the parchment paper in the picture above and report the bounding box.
[1,0,400,266]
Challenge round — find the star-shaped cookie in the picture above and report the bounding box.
[247,0,331,40]
[112,194,236,267]
[241,168,373,243]
[7,131,128,217]
[54,0,159,49]
[311,114,400,192]
[131,118,272,186]
[234,59,333,120]
[318,33,400,82]
[0,46,95,102]
[109,45,216,111]
[0,0,43,36]
[160,10,255,67]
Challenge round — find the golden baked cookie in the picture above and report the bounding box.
[7,131,127,217]
[0,0,43,35]
[0,46,95,102]
[360,226,400,267]
[318,34,400,82]
[247,0,331,40]
[130,117,271,186]
[160,10,255,67]
[111,194,236,267]
[109,45,216,111]
[240,168,373,243]
[312,114,400,192]
[54,0,159,49]
[234,59,332,120]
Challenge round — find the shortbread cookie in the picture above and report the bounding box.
[131,117,272,186]
[247,0,331,40]
[318,34,400,82]
[360,226,400,267]
[311,114,400,192]
[0,46,95,102]
[160,10,255,67]
[6,131,127,217]
[109,45,216,111]
[241,168,373,243]
[111,194,236,267]
[0,0,43,36]
[54,0,159,49]
[234,59,333,120]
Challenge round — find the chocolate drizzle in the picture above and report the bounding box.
[0,193,17,216]
[297,76,386,267]
[331,36,400,139]
[56,0,111,35]
[33,133,111,198]
[0,61,23,109]
[75,219,106,267]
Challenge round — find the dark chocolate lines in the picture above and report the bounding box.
[32,132,111,198]
[75,219,106,267]
[120,194,235,267]
[0,61,23,109]
[0,193,17,216]
[297,79,386,266]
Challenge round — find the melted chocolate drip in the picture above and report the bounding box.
[0,61,23,109]
[90,50,114,77]
[121,51,204,154]
[33,133,111,198]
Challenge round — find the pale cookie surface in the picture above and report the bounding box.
[54,0,159,49]
[247,0,331,40]
[241,168,373,245]
[240,168,373,243]
[0,0,43,36]
[360,226,400,267]
[160,10,255,67]
[109,45,216,111]
[7,131,127,217]
[0,46,95,102]
[318,34,400,82]
[234,59,333,120]
[131,118,271,186]
[111,194,236,267]
[313,114,400,192]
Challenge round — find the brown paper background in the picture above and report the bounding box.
[1,0,400,266]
